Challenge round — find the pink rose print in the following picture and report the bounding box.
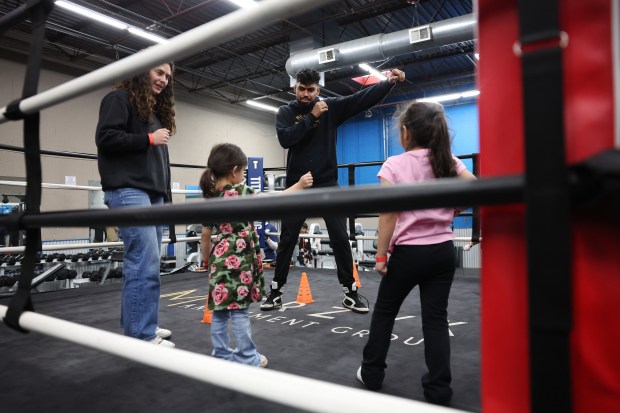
[220,223,233,234]
[210,264,216,274]
[225,255,241,269]
[250,240,255,249]
[257,254,264,272]
[240,271,253,284]
[223,190,238,198]
[251,284,262,301]
[236,239,247,251]
[213,239,229,257]
[212,283,229,305]
[237,285,249,297]
[227,302,241,310]
[239,230,249,238]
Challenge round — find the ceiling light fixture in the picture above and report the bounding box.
[128,27,168,44]
[55,0,128,30]
[54,0,167,44]
[417,90,480,103]
[228,0,258,9]
[358,63,388,80]
[246,100,279,113]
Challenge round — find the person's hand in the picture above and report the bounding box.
[298,171,313,188]
[387,68,405,84]
[311,101,328,118]
[151,128,171,145]
[375,261,387,276]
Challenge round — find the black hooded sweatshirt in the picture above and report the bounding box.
[95,89,171,198]
[276,80,394,188]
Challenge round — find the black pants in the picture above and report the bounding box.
[361,241,455,403]
[273,215,354,288]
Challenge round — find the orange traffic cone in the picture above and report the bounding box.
[201,292,213,324]
[353,263,362,288]
[296,272,315,304]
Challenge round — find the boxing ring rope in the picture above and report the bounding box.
[2,175,523,230]
[0,0,338,124]
[0,237,200,254]
[0,179,202,194]
[0,304,463,413]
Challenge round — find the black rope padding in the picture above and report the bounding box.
[5,99,25,120]
[0,176,525,230]
[517,0,572,411]
[4,0,54,334]
[570,149,620,209]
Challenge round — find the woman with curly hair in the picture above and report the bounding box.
[95,62,176,347]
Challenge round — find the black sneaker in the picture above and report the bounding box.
[260,289,283,311]
[343,288,369,314]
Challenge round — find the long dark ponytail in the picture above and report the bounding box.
[396,101,457,178]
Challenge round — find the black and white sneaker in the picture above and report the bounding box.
[343,285,369,314]
[260,289,283,311]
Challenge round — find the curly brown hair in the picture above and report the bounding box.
[114,63,176,134]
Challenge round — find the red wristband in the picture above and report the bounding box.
[148,133,154,145]
[375,256,387,263]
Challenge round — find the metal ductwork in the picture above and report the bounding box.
[285,14,476,77]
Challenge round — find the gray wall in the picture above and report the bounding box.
[0,57,286,240]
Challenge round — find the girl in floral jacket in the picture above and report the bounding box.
[199,143,312,367]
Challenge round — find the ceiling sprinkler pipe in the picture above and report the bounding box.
[285,14,476,77]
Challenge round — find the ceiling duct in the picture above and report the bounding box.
[285,14,476,77]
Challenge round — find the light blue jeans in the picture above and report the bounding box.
[104,188,163,341]
[211,308,261,366]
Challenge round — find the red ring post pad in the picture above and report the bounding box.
[478,0,620,412]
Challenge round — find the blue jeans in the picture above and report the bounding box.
[211,308,261,366]
[104,188,163,341]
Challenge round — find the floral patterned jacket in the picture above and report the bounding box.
[206,184,265,310]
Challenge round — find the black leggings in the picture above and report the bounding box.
[361,241,455,403]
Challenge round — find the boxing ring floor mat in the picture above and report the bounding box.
[0,266,480,413]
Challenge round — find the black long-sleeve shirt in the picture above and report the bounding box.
[276,80,394,187]
[95,89,170,197]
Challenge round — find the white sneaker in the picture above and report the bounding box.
[156,327,172,339]
[149,336,175,348]
[258,354,268,368]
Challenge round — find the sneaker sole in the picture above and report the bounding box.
[344,305,369,314]
[260,298,282,311]
[357,367,364,385]
[343,299,369,314]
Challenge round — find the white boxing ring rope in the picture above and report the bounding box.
[0,0,338,124]
[0,237,200,254]
[0,305,463,413]
[0,179,202,194]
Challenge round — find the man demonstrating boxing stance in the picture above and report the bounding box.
[261,67,405,313]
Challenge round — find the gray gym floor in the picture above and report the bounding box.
[0,266,480,412]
